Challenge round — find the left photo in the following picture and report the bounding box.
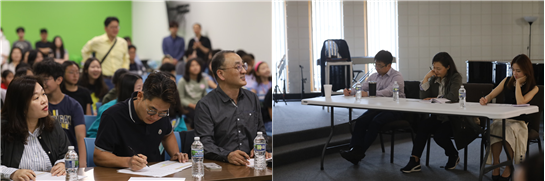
[0,1,273,180]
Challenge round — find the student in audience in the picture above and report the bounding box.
[163,73,187,132]
[25,50,44,67]
[14,67,33,78]
[194,50,270,165]
[12,27,32,54]
[2,47,23,73]
[1,70,13,89]
[0,28,11,66]
[81,16,129,89]
[102,68,129,104]
[79,57,109,114]
[339,50,405,165]
[35,29,52,55]
[513,153,543,181]
[33,60,87,168]
[401,52,463,173]
[248,61,272,101]
[242,54,257,89]
[1,76,69,180]
[479,54,539,180]
[178,58,208,129]
[94,72,189,171]
[51,36,68,63]
[60,61,93,115]
[163,21,185,63]
[176,48,196,76]
[124,36,143,67]
[128,45,145,75]
[160,63,176,76]
[188,23,212,60]
[87,73,143,138]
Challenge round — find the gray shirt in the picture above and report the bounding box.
[194,86,267,162]
[12,40,32,53]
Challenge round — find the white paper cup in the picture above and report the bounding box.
[324,84,332,98]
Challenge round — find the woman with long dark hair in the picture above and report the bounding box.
[480,54,539,181]
[87,73,142,138]
[2,47,23,73]
[178,58,207,129]
[1,76,69,180]
[51,36,68,63]
[401,52,464,173]
[78,58,108,114]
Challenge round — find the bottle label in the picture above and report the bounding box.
[459,92,466,98]
[65,160,78,168]
[192,149,204,158]
[254,143,266,152]
[393,87,398,92]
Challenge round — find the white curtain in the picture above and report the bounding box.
[311,0,344,92]
[272,0,287,93]
[367,0,398,72]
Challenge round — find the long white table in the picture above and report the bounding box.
[301,95,539,181]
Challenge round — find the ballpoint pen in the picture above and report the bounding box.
[128,146,149,167]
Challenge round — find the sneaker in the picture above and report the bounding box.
[400,157,421,173]
[444,155,460,170]
[340,147,365,165]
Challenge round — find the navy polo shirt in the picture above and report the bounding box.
[95,92,173,162]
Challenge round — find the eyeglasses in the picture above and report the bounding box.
[220,62,248,72]
[374,63,386,70]
[147,107,169,117]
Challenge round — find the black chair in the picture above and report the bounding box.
[526,85,543,156]
[349,81,420,163]
[425,83,494,170]
[179,130,195,158]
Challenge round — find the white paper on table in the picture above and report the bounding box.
[118,161,192,177]
[246,157,273,168]
[128,177,185,181]
[32,171,88,181]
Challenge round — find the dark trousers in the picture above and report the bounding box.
[411,115,457,158]
[350,110,403,152]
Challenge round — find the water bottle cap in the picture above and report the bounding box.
[394,81,397,83]
[68,146,74,150]
[194,137,200,141]
[257,132,263,135]
[461,85,464,88]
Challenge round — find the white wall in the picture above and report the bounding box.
[184,2,272,66]
[398,1,544,82]
[132,1,170,61]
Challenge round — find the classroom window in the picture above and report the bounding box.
[311,0,344,92]
[366,0,399,73]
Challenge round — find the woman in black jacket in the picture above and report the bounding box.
[401,52,463,173]
[1,76,70,181]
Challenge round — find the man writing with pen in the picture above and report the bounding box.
[94,72,189,171]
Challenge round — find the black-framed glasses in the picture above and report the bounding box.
[147,108,169,117]
[220,62,248,72]
[374,63,386,70]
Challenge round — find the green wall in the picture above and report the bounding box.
[1,1,132,63]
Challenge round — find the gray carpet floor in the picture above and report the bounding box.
[272,101,544,181]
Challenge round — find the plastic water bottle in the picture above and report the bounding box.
[356,83,362,101]
[254,132,266,170]
[393,81,399,102]
[65,146,78,181]
[191,137,204,178]
[459,85,466,108]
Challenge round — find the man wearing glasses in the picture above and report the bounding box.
[94,72,189,171]
[339,50,406,165]
[194,50,271,166]
[81,16,130,89]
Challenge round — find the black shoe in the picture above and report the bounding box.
[340,147,365,165]
[400,157,421,173]
[444,155,460,170]
[492,175,501,181]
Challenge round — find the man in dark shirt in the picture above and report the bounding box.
[194,50,271,166]
[128,45,145,75]
[35,28,52,55]
[60,61,93,115]
[187,23,212,60]
[33,59,87,167]
[94,72,189,171]
[12,27,32,54]
[162,21,185,62]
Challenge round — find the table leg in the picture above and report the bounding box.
[479,118,492,181]
[502,119,513,176]
[321,107,335,170]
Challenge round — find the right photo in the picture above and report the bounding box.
[271,1,544,181]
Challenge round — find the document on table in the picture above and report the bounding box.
[128,178,185,181]
[32,171,88,180]
[118,161,192,177]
